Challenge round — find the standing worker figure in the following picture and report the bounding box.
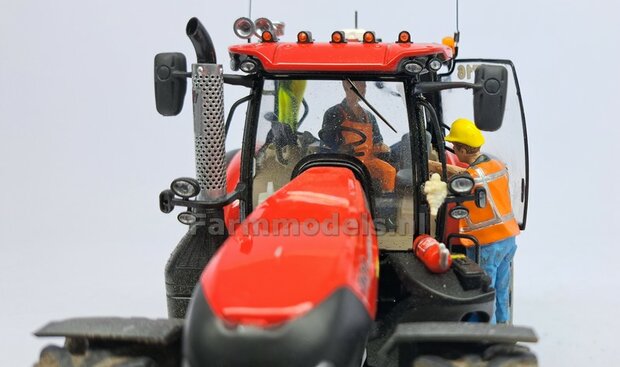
[445,118,520,324]
[319,81,396,192]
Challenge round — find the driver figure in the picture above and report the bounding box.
[319,81,396,192]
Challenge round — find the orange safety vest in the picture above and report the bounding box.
[460,157,520,245]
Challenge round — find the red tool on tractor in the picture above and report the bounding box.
[34,15,537,367]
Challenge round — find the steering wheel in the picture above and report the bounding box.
[339,126,368,157]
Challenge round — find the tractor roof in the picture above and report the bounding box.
[229,41,453,73]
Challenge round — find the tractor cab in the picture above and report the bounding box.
[199,16,529,341]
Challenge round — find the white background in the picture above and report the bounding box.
[1,0,619,365]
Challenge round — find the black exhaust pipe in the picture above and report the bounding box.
[186,17,217,64]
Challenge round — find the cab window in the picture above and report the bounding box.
[252,79,420,249]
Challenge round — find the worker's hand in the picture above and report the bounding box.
[428,160,440,174]
[447,164,466,177]
[428,160,466,178]
[337,143,356,155]
[373,143,390,154]
[372,143,391,161]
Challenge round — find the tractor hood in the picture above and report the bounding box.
[198,166,378,327]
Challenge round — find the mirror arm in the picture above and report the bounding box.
[224,74,256,87]
[172,70,192,78]
[167,72,255,88]
[414,81,478,94]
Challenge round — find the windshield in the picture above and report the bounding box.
[252,78,420,250]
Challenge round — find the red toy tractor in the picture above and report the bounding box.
[34,17,537,367]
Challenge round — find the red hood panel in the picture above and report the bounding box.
[201,166,378,327]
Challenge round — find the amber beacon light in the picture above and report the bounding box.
[330,31,346,43]
[363,31,377,43]
[297,31,313,43]
[397,31,412,43]
[261,30,276,42]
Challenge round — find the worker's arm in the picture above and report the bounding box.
[428,160,466,178]
[370,114,384,145]
[369,113,391,155]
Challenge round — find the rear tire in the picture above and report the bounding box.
[36,343,157,367]
[412,344,537,367]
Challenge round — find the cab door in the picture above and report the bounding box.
[439,60,529,229]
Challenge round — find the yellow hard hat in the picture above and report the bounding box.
[445,118,485,148]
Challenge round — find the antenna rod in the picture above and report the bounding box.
[456,0,459,33]
[453,0,460,51]
[355,11,358,28]
[249,0,252,19]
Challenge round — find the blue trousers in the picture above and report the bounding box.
[467,237,517,324]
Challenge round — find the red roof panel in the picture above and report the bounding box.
[229,41,453,73]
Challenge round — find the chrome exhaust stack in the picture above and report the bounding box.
[161,17,229,318]
[191,63,227,200]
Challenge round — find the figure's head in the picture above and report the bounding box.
[451,142,481,163]
[445,118,484,163]
[342,80,366,104]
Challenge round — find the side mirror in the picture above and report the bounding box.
[473,64,508,132]
[154,52,187,116]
